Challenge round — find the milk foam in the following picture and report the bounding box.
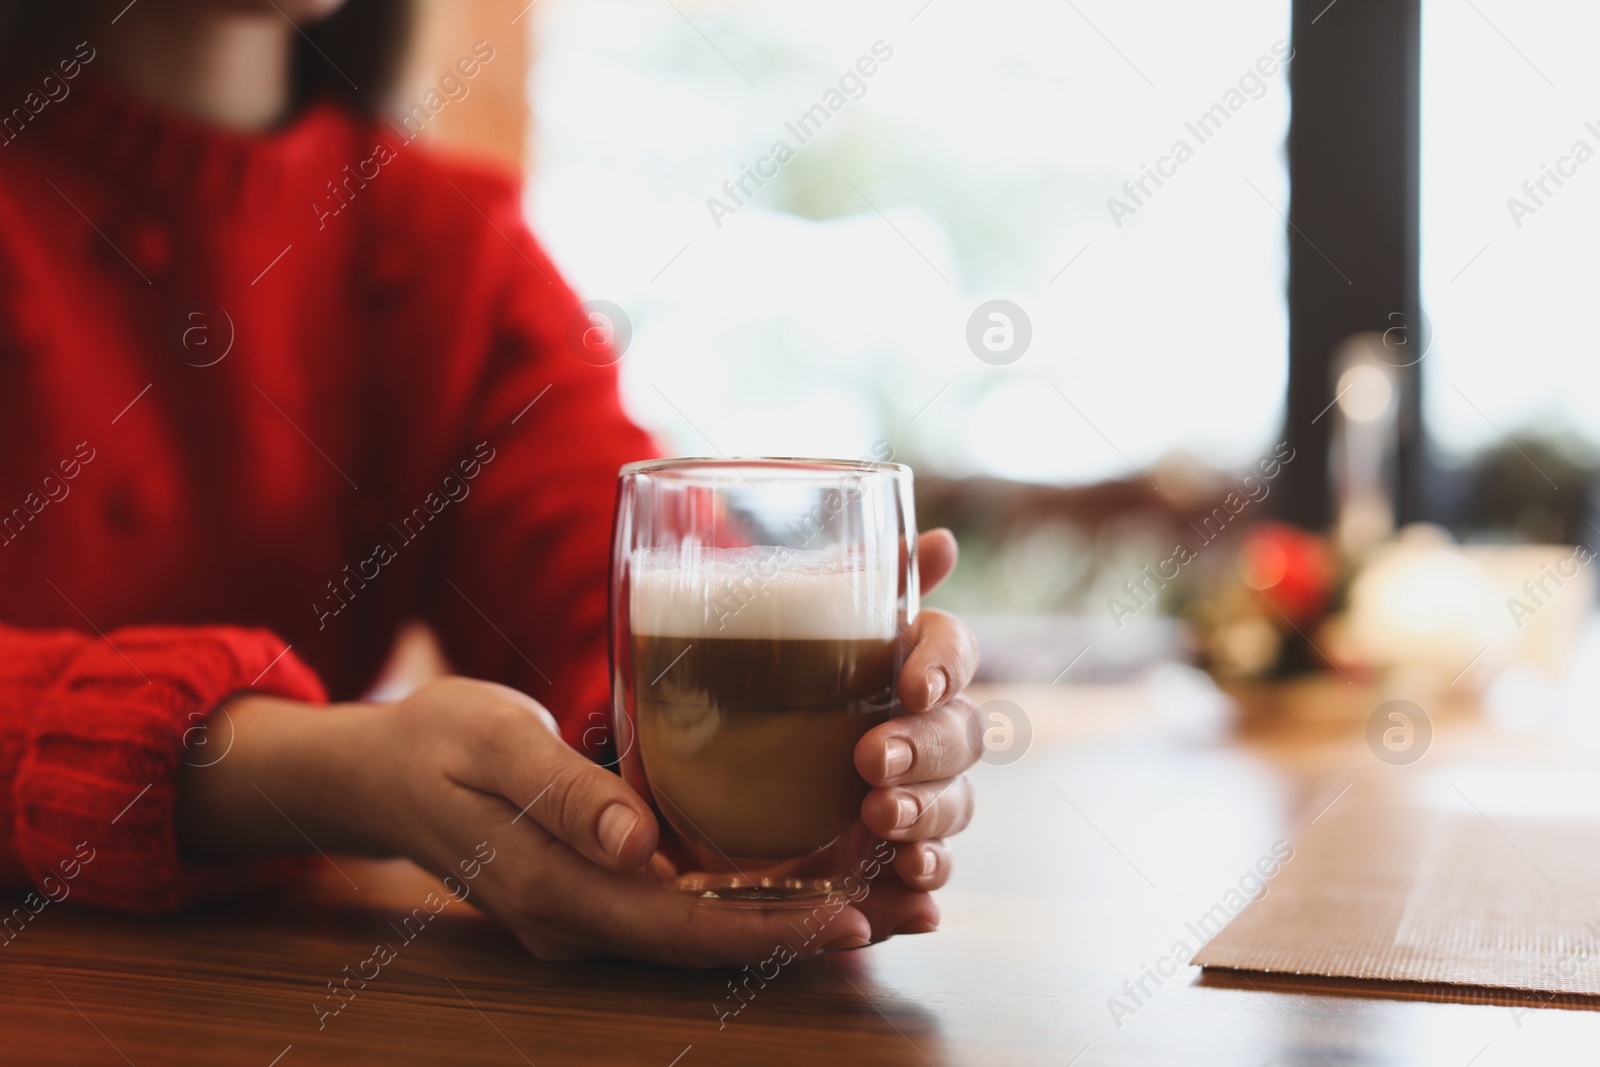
[631,548,897,640]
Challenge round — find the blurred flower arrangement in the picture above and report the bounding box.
[1184,522,1342,680]
[1185,518,1598,698]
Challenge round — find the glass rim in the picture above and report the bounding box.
[618,456,911,479]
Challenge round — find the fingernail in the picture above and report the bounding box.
[921,847,938,878]
[890,919,939,936]
[895,794,919,830]
[822,934,872,952]
[883,738,913,779]
[598,803,639,859]
[925,669,947,708]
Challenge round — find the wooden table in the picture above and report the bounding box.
[7,680,1600,1065]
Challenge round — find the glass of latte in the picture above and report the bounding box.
[609,458,917,905]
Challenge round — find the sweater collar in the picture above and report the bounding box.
[26,73,356,205]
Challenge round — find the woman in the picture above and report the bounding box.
[0,0,981,964]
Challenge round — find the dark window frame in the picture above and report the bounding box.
[1277,0,1425,530]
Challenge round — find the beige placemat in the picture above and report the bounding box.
[1191,768,1600,996]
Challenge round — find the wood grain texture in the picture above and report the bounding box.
[7,682,1600,1065]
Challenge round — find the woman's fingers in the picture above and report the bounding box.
[898,608,979,713]
[856,695,982,786]
[396,678,959,969]
[602,879,872,967]
[418,678,660,873]
[494,719,659,872]
[888,839,952,892]
[852,874,941,941]
[436,788,850,967]
[860,775,974,842]
[525,850,874,966]
[450,784,946,966]
[917,529,959,594]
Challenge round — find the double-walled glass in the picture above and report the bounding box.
[609,458,918,905]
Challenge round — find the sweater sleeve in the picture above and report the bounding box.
[0,621,326,913]
[423,179,658,758]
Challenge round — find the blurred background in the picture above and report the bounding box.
[401,0,1600,717]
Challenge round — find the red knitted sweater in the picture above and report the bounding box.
[0,78,654,912]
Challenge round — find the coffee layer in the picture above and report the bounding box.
[633,633,897,859]
[634,635,896,709]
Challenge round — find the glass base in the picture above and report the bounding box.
[669,872,846,908]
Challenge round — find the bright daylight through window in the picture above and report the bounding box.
[530,0,1290,487]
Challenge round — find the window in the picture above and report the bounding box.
[1421,2,1600,465]
[529,0,1290,486]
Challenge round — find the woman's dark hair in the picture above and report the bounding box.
[0,0,413,116]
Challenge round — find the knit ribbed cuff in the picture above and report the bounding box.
[12,625,326,912]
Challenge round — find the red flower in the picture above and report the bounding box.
[1239,523,1333,626]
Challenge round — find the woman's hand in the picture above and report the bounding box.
[179,529,977,962]
[850,529,982,934]
[180,679,931,966]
